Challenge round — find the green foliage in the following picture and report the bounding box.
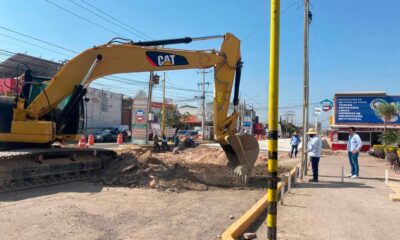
[375,102,400,126]
[375,102,400,146]
[156,108,191,130]
[378,131,400,147]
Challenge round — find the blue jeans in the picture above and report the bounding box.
[290,145,298,157]
[348,152,359,176]
[310,156,320,180]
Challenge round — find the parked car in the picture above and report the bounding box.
[177,130,199,148]
[177,130,199,139]
[95,128,119,142]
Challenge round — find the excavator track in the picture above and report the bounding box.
[0,148,116,193]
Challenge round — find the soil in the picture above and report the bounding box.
[101,145,298,190]
[0,145,300,240]
[0,183,266,240]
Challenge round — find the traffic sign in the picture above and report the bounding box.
[320,99,333,112]
[314,107,322,115]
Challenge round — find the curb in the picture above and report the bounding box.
[221,163,300,240]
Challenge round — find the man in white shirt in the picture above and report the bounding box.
[347,127,363,178]
[306,128,322,182]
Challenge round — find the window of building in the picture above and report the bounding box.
[338,132,371,141]
[338,132,349,141]
[371,132,382,145]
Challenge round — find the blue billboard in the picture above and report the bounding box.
[335,96,400,125]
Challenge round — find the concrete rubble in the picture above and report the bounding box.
[93,150,208,192]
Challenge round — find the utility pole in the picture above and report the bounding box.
[197,70,211,136]
[301,0,311,179]
[162,72,166,135]
[267,0,280,239]
[250,104,254,134]
[242,99,246,133]
[146,71,158,144]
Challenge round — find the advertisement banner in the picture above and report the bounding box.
[335,96,400,125]
[132,97,148,144]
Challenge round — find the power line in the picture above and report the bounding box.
[0,33,73,58]
[242,0,301,42]
[0,31,210,97]
[45,0,127,38]
[69,0,152,40]
[0,25,78,54]
[80,0,153,40]
[0,47,206,96]
[0,28,210,95]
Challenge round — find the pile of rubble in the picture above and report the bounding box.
[93,150,208,192]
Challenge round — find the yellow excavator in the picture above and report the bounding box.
[0,33,259,191]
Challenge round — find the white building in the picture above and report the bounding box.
[85,88,123,131]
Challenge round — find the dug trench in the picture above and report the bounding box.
[93,145,296,192]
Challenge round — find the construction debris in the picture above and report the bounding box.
[243,232,257,239]
[93,150,208,192]
[93,145,296,192]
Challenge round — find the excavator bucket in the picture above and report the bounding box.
[221,134,260,183]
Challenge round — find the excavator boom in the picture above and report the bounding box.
[0,33,259,190]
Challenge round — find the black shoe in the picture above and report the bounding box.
[308,179,318,182]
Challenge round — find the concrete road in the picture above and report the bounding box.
[82,138,294,153]
[254,153,400,240]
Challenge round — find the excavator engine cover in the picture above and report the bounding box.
[221,134,259,182]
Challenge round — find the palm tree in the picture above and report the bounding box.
[378,131,400,146]
[375,102,400,133]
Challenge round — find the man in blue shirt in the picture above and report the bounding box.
[307,128,322,182]
[290,132,301,158]
[347,127,363,179]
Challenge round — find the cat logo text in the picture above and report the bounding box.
[146,51,189,67]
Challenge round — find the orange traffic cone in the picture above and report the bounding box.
[78,135,87,148]
[88,134,94,146]
[117,133,123,144]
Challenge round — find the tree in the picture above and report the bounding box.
[375,102,400,133]
[378,131,400,147]
[156,107,189,130]
[375,102,400,146]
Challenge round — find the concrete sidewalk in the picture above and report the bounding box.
[255,153,400,240]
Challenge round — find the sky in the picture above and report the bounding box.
[0,0,399,126]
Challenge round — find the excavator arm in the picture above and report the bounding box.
[0,33,259,178]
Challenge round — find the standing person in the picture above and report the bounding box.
[173,132,180,148]
[347,127,363,179]
[306,128,322,182]
[161,134,170,151]
[290,131,301,158]
[153,134,160,151]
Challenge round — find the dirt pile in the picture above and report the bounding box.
[94,151,208,192]
[95,145,296,191]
